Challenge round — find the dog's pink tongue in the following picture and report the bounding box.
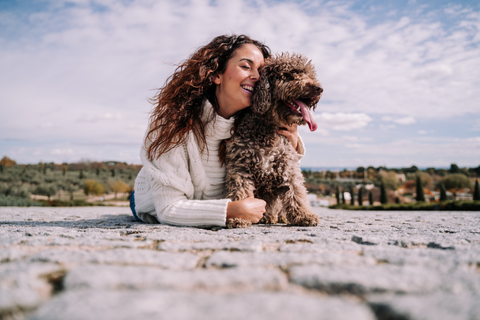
[295,100,317,131]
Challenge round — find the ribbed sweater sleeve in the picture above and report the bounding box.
[136,144,229,227]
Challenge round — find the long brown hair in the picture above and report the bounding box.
[145,35,271,161]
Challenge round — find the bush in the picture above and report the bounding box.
[84,179,105,195]
[439,183,447,201]
[33,184,58,200]
[415,176,425,202]
[37,199,103,207]
[379,171,400,190]
[441,174,472,191]
[107,180,131,198]
[380,182,388,204]
[0,195,41,207]
[474,180,480,201]
[358,187,364,206]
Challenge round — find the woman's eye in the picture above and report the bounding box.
[241,65,251,70]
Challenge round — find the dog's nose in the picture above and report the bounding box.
[315,86,323,94]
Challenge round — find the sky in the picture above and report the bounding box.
[1,0,479,169]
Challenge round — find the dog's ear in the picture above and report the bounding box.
[251,67,272,114]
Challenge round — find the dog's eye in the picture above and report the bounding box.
[284,73,295,80]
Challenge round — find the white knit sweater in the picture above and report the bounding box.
[134,100,305,227]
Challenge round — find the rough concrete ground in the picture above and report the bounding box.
[0,206,479,320]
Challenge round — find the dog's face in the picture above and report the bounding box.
[251,53,322,131]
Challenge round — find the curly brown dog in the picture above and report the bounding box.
[225,53,323,228]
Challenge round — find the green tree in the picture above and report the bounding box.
[439,183,447,201]
[111,169,115,177]
[416,171,434,190]
[415,176,425,202]
[65,184,79,201]
[441,173,472,191]
[336,186,341,205]
[108,180,131,199]
[34,184,58,201]
[380,182,388,204]
[474,179,480,201]
[79,170,84,179]
[368,190,374,205]
[349,185,355,205]
[358,187,364,206]
[379,171,400,191]
[84,179,105,196]
[450,163,460,174]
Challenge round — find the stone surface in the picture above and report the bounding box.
[29,290,375,320]
[0,207,479,320]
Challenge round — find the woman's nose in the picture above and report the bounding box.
[250,67,260,80]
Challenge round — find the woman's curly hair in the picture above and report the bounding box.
[145,34,271,161]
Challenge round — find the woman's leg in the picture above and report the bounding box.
[129,190,142,222]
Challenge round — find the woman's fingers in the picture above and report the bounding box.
[277,123,298,150]
[227,196,266,223]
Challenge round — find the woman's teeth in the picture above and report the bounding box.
[241,85,253,92]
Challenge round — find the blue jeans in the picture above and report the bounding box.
[129,191,142,222]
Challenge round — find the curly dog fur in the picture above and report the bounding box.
[225,53,323,228]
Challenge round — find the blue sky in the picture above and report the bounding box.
[1,0,479,168]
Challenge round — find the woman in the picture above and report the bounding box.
[131,35,305,227]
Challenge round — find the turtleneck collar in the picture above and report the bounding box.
[203,100,235,141]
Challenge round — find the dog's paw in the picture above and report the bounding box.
[259,215,278,225]
[288,213,320,227]
[226,218,252,229]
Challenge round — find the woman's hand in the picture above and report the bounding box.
[277,123,299,151]
[227,196,266,223]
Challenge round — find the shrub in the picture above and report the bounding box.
[0,195,41,207]
[474,179,480,201]
[33,184,58,200]
[415,176,425,202]
[358,187,364,206]
[441,174,472,191]
[349,185,355,205]
[380,182,388,204]
[379,171,400,190]
[84,179,105,195]
[439,183,447,201]
[336,186,341,205]
[107,180,131,198]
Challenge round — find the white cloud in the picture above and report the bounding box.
[77,113,124,123]
[418,130,427,134]
[314,112,373,131]
[394,116,416,125]
[51,149,74,155]
[381,116,416,125]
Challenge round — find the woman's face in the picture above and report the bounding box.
[213,44,265,119]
